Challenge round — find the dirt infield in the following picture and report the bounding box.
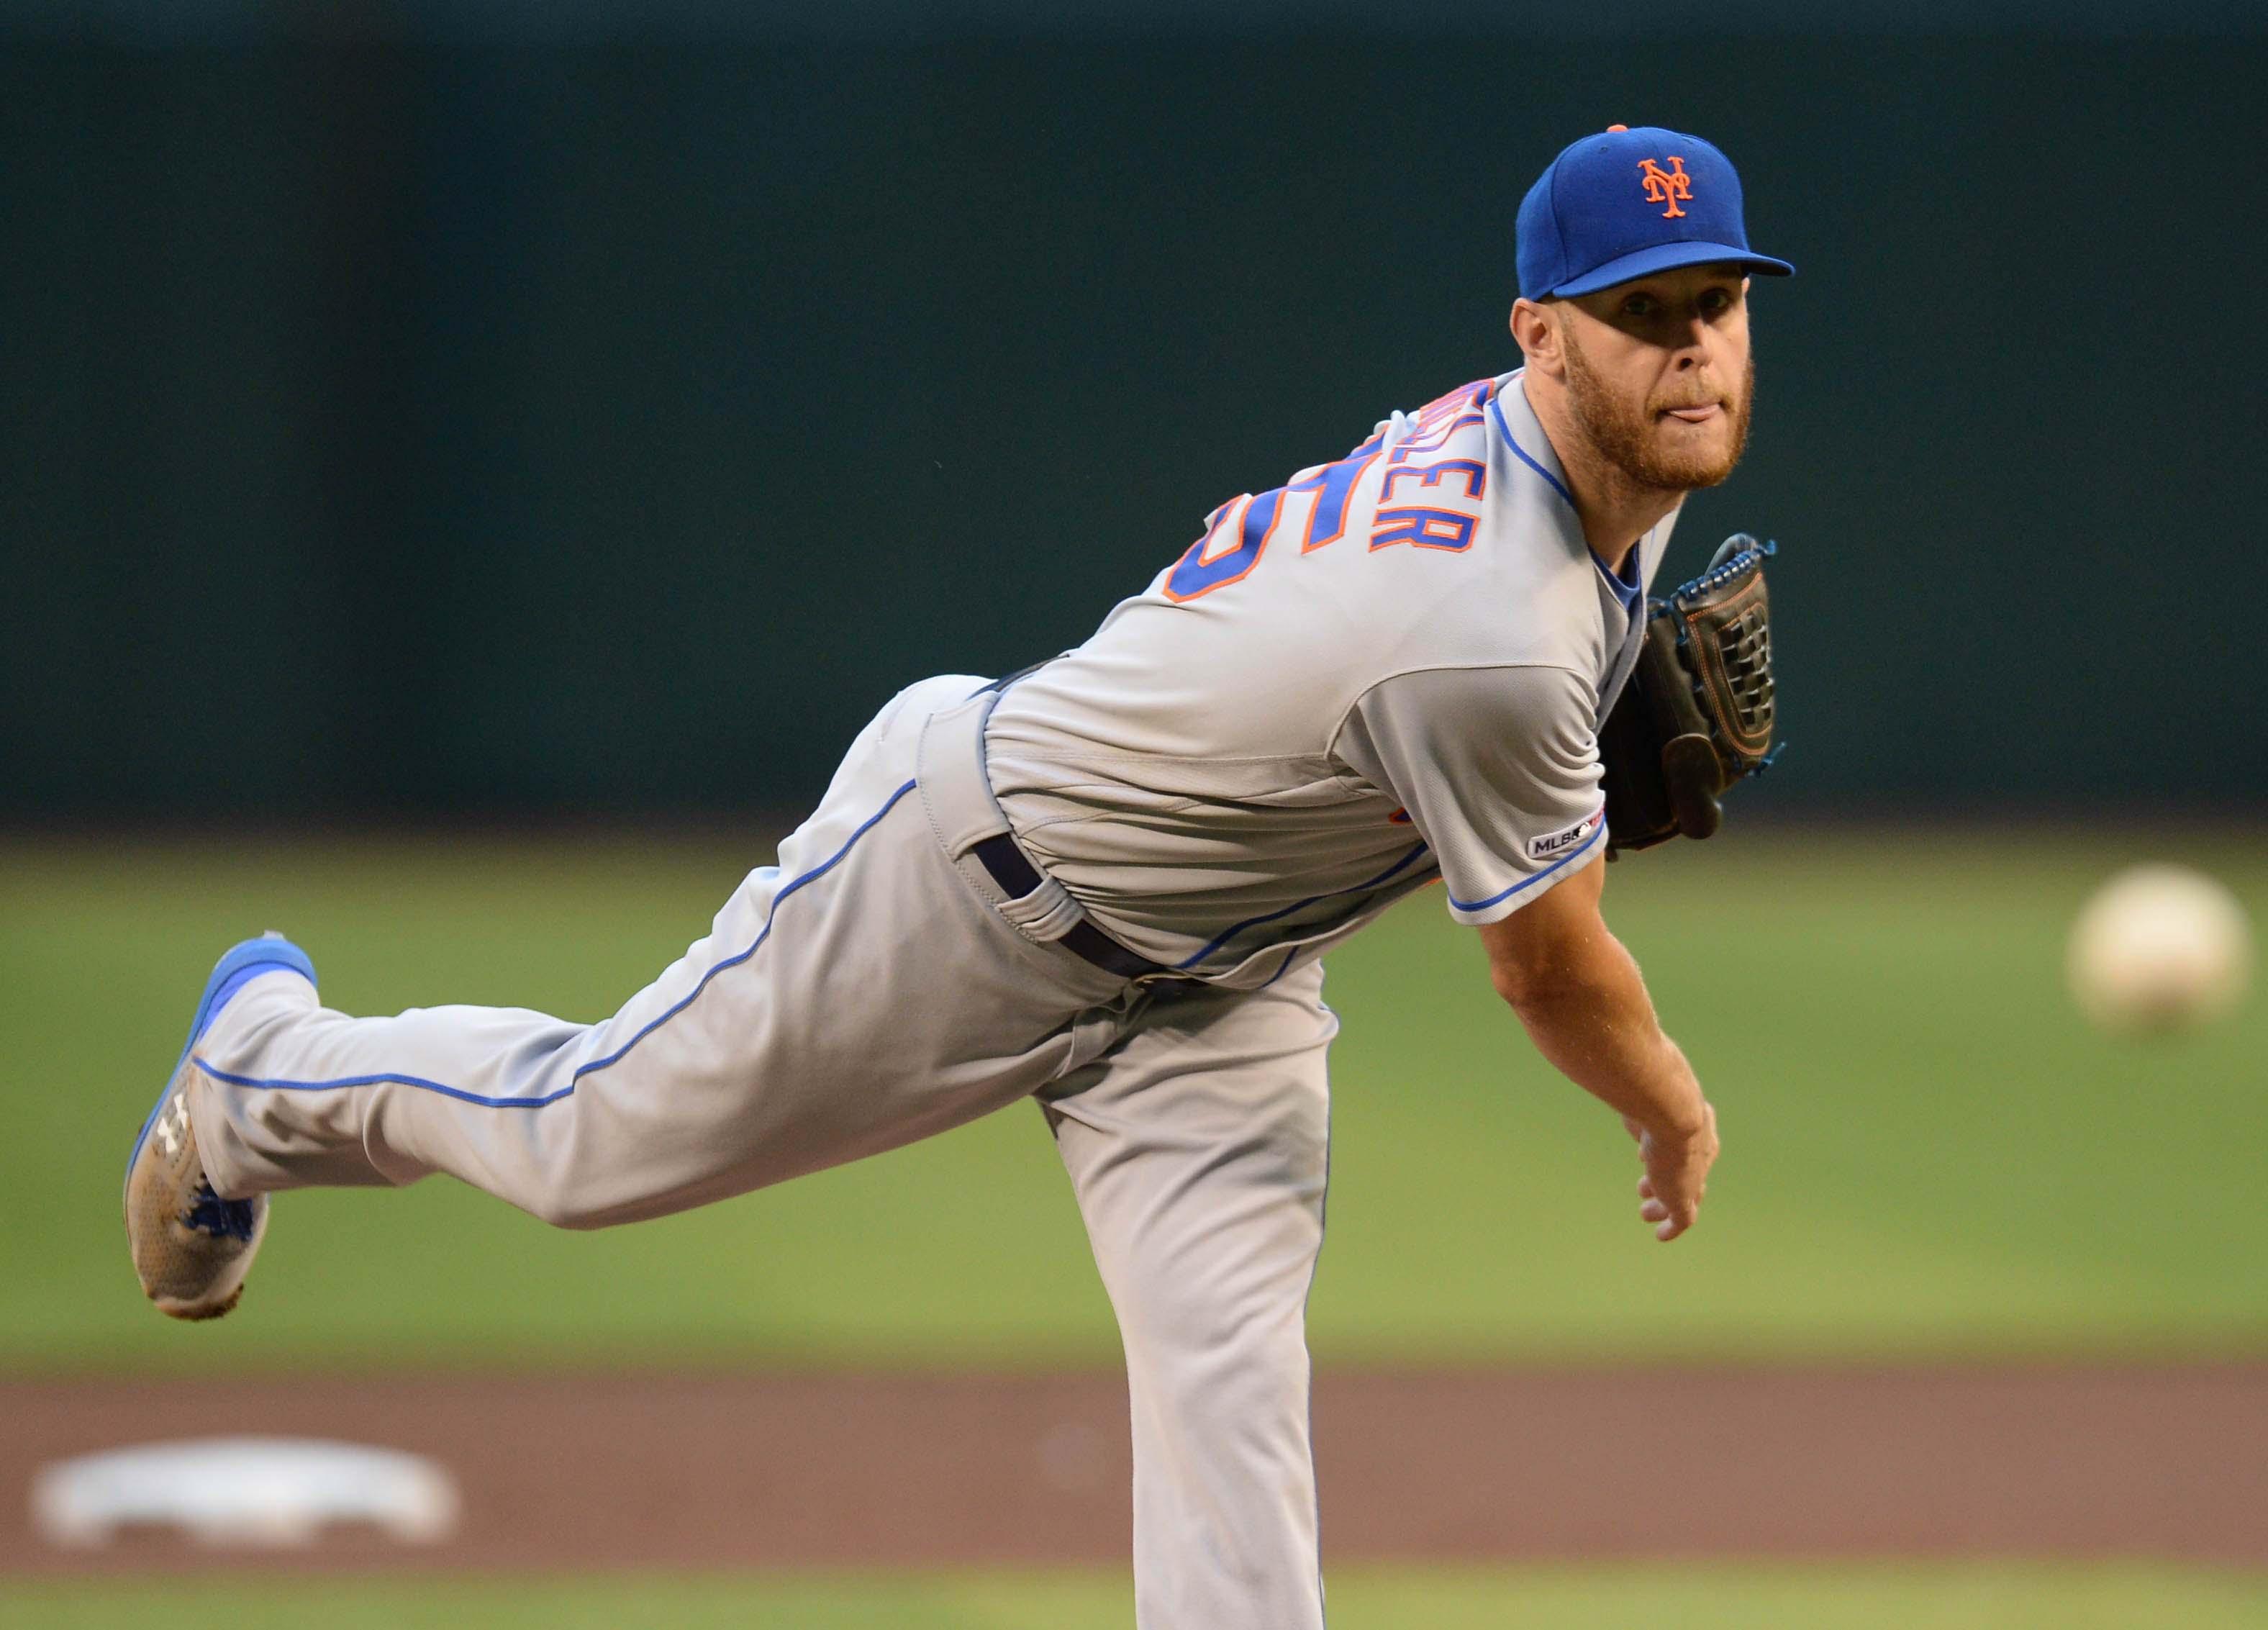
[6,1365,2264,1574]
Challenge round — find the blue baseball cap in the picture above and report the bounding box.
[1517,124,1794,301]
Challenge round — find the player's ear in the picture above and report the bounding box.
[1510,297,1564,377]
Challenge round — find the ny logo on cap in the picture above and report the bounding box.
[1636,156,1692,219]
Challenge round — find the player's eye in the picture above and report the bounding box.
[1620,294,1656,318]
[1699,288,1734,315]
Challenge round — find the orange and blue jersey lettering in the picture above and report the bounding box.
[1162,381,1495,600]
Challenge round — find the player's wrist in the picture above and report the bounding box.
[1636,1061,1710,1140]
[1643,1097,1710,1141]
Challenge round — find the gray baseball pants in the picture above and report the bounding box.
[185,674,1338,1629]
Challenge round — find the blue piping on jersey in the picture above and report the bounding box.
[1489,389,1576,510]
[190,1057,583,1110]
[1256,946,1300,990]
[191,778,923,1110]
[1446,813,1606,913]
[1174,841,1432,971]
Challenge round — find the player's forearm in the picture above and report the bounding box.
[1494,929,1707,1136]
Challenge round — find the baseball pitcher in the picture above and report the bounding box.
[125,124,1791,1626]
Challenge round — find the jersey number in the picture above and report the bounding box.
[1163,382,1492,603]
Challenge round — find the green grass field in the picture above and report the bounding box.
[5,827,2263,1372]
[8,1565,2268,1629]
[8,830,2264,1624]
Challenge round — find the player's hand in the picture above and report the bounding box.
[1623,1101,1718,1242]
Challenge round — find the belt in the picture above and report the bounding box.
[969,833,1174,982]
[927,662,1181,984]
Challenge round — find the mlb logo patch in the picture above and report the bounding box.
[1526,814,1600,861]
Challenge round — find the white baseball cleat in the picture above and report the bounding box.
[123,933,317,1321]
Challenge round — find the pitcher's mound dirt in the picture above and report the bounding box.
[5,1365,2263,1574]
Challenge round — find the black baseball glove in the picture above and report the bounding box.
[1598,534,1779,859]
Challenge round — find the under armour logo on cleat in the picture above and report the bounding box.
[154,1097,190,1160]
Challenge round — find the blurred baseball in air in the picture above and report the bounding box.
[2066,864,2253,1034]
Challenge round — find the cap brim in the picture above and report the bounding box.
[1551,240,1795,298]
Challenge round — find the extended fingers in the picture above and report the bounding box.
[1639,1174,1703,1239]
[1632,1110,1718,1241]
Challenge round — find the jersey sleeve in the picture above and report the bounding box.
[1332,664,1607,926]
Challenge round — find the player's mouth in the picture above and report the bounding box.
[1660,403,1723,424]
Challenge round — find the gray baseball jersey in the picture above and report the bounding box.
[987,368,1673,977]
[166,366,1666,1630]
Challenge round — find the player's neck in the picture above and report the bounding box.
[1522,377,1684,574]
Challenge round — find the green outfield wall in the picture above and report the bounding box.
[6,24,2263,818]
